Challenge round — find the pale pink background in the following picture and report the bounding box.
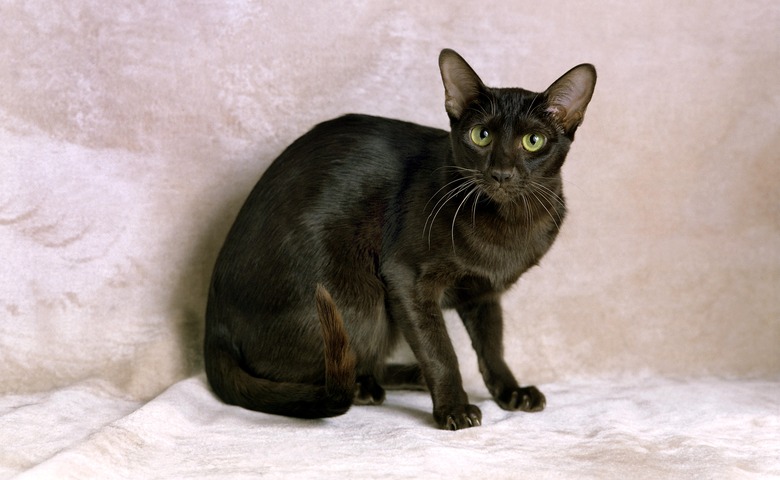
[1,2,778,477]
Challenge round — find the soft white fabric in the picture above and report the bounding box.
[4,376,779,479]
[2,1,779,478]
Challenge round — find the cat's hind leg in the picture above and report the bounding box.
[382,364,427,391]
[354,364,427,404]
[354,375,386,405]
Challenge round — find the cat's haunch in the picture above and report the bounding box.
[204,49,596,430]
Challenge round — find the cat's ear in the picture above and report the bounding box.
[439,49,485,120]
[544,64,597,136]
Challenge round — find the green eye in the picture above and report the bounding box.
[521,133,546,152]
[470,125,492,147]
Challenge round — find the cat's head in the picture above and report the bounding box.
[439,49,596,204]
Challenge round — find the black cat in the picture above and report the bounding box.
[204,49,596,430]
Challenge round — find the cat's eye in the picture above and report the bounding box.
[469,125,492,147]
[521,133,546,152]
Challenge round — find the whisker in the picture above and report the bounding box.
[424,181,475,248]
[423,168,481,242]
[521,94,545,119]
[489,94,498,117]
[560,177,588,198]
[450,185,478,252]
[528,188,561,232]
[529,182,566,226]
[527,181,564,223]
[425,179,472,227]
[529,181,565,207]
[520,193,533,259]
[423,175,472,212]
[471,190,481,227]
[433,165,480,175]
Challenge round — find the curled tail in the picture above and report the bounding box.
[204,284,356,419]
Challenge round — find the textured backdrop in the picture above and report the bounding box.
[1,1,778,477]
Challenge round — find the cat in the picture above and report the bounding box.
[204,49,596,430]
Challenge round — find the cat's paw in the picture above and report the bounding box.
[434,404,482,430]
[354,375,385,405]
[495,386,546,412]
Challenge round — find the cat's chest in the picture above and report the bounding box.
[420,224,552,306]
[455,212,560,285]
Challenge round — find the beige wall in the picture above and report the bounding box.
[1,1,778,398]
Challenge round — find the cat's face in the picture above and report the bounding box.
[449,87,572,204]
[439,50,596,205]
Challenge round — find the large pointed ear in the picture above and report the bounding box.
[439,49,485,120]
[544,64,597,135]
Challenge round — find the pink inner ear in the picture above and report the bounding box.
[546,105,566,118]
[544,65,596,132]
[547,104,584,132]
[445,94,464,119]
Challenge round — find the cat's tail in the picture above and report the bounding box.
[204,284,357,419]
[314,283,358,411]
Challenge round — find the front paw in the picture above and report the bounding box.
[495,386,546,412]
[434,404,482,430]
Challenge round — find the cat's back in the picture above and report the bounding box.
[247,113,449,214]
[309,113,447,145]
[220,114,449,255]
[286,113,449,172]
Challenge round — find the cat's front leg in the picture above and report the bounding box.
[457,298,546,413]
[386,279,482,429]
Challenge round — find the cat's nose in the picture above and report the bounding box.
[490,169,515,183]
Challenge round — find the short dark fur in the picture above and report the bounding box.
[204,49,596,429]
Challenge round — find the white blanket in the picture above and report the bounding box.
[2,1,779,478]
[4,376,779,478]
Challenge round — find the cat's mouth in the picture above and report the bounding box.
[479,179,524,204]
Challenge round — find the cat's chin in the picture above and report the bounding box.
[481,185,519,205]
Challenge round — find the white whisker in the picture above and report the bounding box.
[520,193,533,259]
[424,180,475,248]
[471,190,481,227]
[530,180,564,207]
[528,188,561,232]
[450,186,478,252]
[423,175,472,212]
